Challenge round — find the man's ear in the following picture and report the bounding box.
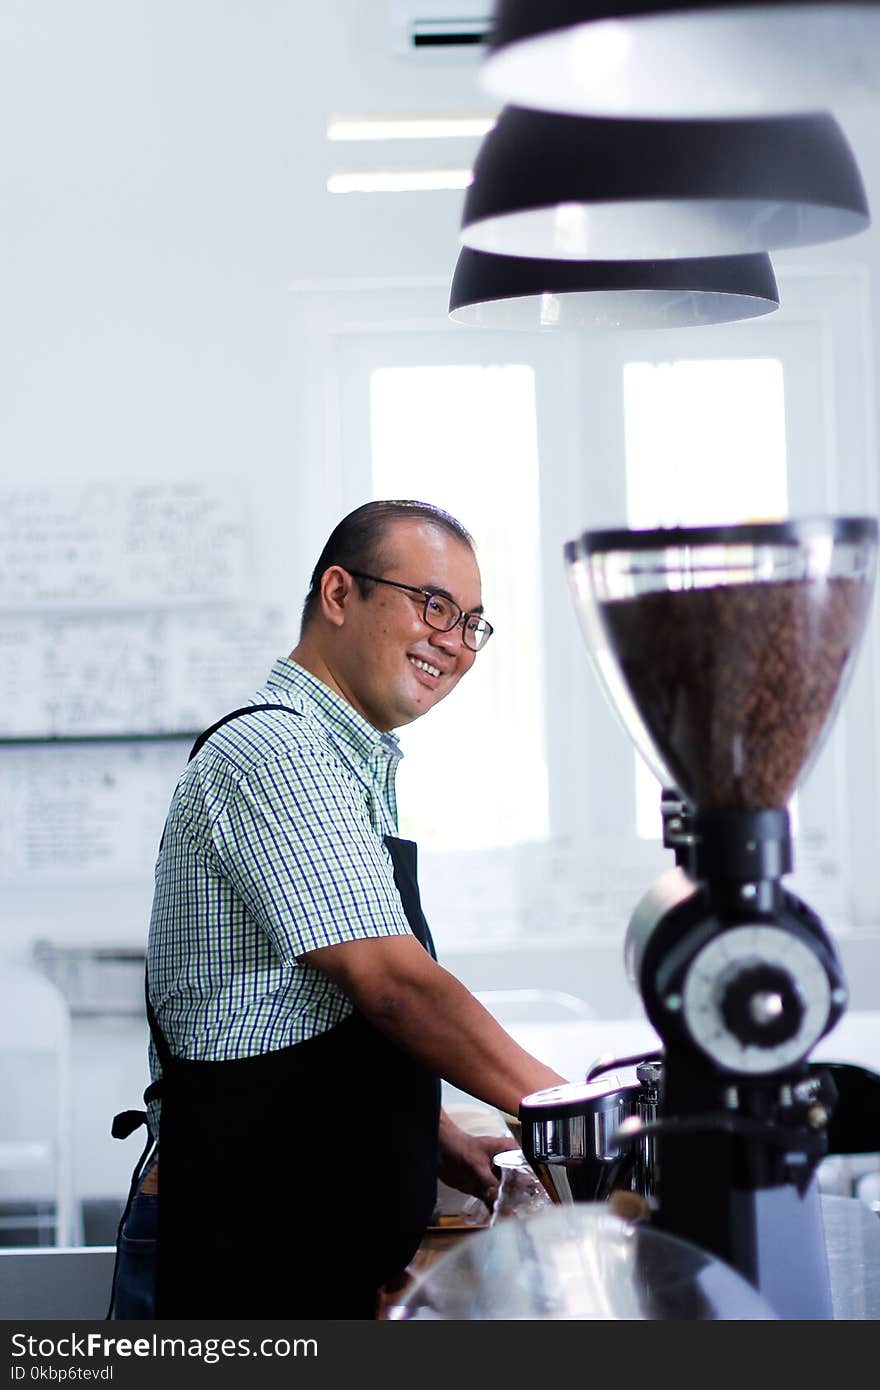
[319,566,354,628]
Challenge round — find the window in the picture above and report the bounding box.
[624,358,788,529]
[368,361,548,850]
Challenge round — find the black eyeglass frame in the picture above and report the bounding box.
[345,569,494,652]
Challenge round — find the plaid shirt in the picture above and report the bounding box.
[146,658,413,1127]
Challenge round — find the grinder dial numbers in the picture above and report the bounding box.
[681,925,832,1073]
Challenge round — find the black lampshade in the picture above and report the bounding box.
[460,107,869,260]
[449,246,779,329]
[481,0,880,117]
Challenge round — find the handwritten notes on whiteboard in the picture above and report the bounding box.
[0,744,185,880]
[0,483,251,608]
[0,601,293,878]
[0,480,300,878]
[0,607,290,738]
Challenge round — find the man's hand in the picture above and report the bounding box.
[437,1112,518,1208]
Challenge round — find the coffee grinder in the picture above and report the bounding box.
[564,518,878,1319]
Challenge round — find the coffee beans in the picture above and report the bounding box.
[599,577,870,809]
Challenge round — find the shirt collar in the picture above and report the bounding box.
[264,657,402,770]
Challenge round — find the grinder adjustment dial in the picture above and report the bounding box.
[681,925,832,1073]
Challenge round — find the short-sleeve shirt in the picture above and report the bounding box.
[146,658,414,1118]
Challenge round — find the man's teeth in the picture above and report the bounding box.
[411,657,441,678]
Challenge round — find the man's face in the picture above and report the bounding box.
[335,519,482,732]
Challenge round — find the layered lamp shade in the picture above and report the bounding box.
[459,107,869,261]
[448,246,780,328]
[480,0,880,118]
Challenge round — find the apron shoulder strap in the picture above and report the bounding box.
[188,702,303,761]
[383,834,438,961]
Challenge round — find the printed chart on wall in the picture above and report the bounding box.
[0,482,292,881]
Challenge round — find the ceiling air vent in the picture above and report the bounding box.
[408,16,489,47]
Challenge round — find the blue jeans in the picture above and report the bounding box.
[111,1182,158,1320]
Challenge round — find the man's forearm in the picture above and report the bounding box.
[355,958,566,1114]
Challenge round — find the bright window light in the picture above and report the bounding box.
[327,115,496,141]
[327,168,472,194]
[624,358,788,529]
[369,364,549,852]
[623,357,792,838]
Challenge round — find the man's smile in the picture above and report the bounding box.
[408,654,444,684]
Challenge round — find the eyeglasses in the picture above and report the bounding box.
[346,570,494,652]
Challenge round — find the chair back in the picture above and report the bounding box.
[0,964,78,1246]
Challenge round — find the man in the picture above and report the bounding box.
[123,499,565,1319]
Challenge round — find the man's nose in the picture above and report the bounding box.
[430,620,465,653]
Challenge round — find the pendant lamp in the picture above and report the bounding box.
[449,246,779,328]
[481,1,880,117]
[460,107,869,261]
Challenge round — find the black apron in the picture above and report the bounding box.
[119,704,441,1319]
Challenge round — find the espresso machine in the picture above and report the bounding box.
[523,517,877,1320]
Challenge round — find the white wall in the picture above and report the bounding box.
[3,1,880,1207]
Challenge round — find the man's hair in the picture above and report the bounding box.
[300,500,474,631]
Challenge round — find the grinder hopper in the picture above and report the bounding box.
[565,518,877,813]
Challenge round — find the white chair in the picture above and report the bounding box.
[0,963,80,1247]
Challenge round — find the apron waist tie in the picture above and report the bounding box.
[106,1078,161,1318]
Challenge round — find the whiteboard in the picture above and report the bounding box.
[0,605,292,737]
[0,743,185,880]
[0,482,252,608]
[0,478,303,877]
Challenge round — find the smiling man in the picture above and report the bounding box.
[129,500,565,1320]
